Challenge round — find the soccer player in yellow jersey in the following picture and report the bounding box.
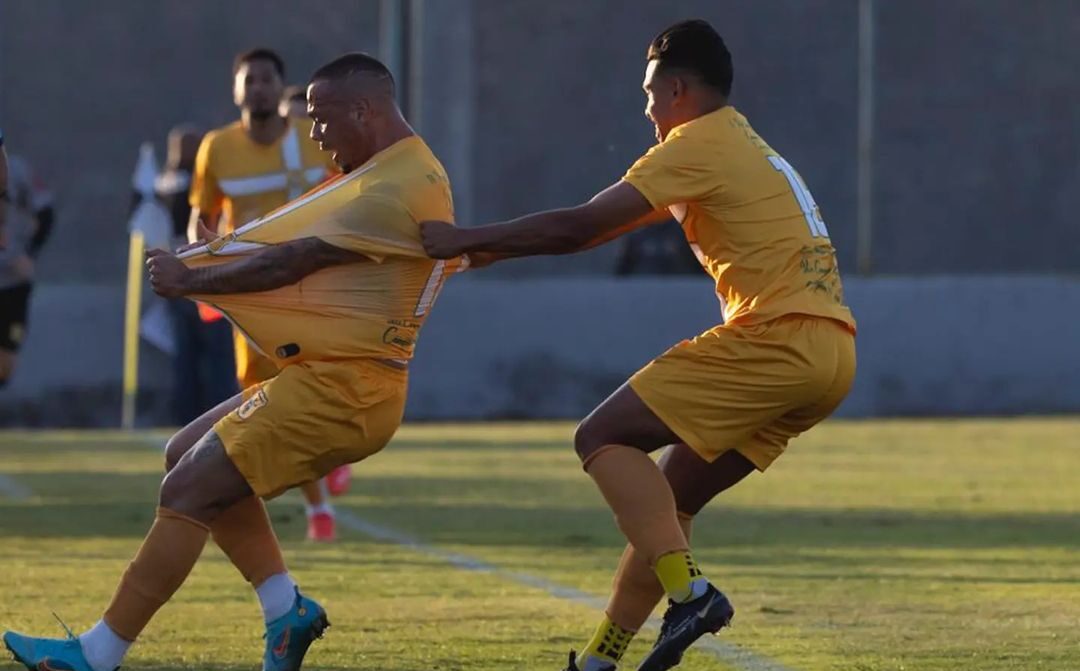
[189,48,343,541]
[3,52,461,671]
[278,82,355,502]
[422,20,856,671]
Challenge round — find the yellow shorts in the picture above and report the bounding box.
[630,315,856,471]
[234,330,280,389]
[215,358,407,498]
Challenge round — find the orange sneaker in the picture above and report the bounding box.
[306,511,336,542]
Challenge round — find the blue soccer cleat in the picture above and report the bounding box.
[3,629,97,671]
[262,588,330,671]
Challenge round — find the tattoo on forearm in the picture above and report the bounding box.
[187,238,364,295]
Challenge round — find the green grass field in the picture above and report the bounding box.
[1,419,1078,671]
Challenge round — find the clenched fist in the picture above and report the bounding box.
[419,220,468,259]
[146,248,192,297]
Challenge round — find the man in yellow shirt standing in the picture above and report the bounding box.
[422,20,856,671]
[4,52,462,671]
[189,48,344,541]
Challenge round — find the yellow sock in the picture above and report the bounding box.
[577,615,635,669]
[654,550,707,603]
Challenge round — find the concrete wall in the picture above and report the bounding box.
[0,0,382,285]
[2,276,1077,427]
[1,0,1078,287]
[2,2,1077,425]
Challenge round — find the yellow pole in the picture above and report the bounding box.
[122,230,145,429]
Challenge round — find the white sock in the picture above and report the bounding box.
[688,577,710,601]
[78,620,131,671]
[256,572,298,623]
[579,654,617,671]
[305,502,334,517]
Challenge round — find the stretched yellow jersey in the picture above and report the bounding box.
[190,118,334,232]
[623,105,855,331]
[180,135,463,366]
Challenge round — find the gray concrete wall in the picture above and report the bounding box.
[2,276,1077,427]
[2,0,1077,288]
[0,0,382,285]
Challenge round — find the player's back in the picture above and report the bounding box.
[183,135,460,366]
[624,106,855,331]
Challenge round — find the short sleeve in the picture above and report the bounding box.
[189,133,223,215]
[622,134,721,210]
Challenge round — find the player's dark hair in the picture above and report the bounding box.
[233,48,286,78]
[647,20,733,96]
[310,52,395,95]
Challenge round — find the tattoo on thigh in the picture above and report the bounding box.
[192,432,225,462]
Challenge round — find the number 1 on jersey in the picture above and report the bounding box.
[768,155,830,238]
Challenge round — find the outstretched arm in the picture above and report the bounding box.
[147,237,366,297]
[422,181,661,261]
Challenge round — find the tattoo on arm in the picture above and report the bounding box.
[186,237,366,294]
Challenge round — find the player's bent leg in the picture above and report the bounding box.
[573,384,695,575]
[574,382,684,462]
[164,431,329,671]
[567,386,715,670]
[212,360,405,669]
[163,392,305,630]
[630,447,755,670]
[164,392,244,472]
[573,446,752,670]
[4,432,249,671]
[159,430,255,522]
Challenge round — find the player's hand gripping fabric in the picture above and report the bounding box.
[175,219,219,254]
[146,248,191,297]
[419,220,465,259]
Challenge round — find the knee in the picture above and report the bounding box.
[573,416,609,463]
[163,435,186,472]
[163,425,203,472]
[159,467,213,521]
[158,468,189,512]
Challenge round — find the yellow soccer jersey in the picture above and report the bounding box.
[181,135,462,364]
[190,118,335,232]
[623,106,856,331]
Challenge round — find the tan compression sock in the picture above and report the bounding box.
[585,444,689,562]
[210,496,287,586]
[102,507,209,641]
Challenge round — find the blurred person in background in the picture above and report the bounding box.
[187,48,342,541]
[279,84,308,121]
[0,131,56,389]
[155,124,239,423]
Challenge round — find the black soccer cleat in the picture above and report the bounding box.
[636,584,734,671]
